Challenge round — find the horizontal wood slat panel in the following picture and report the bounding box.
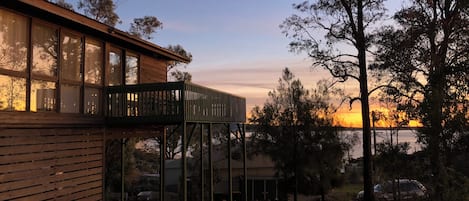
[56,186,102,201]
[0,141,103,155]
[0,112,105,128]
[0,128,104,201]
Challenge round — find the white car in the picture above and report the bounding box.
[356,179,427,201]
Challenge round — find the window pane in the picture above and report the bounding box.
[0,9,28,72]
[0,75,26,111]
[31,80,56,112]
[84,88,101,115]
[85,39,103,85]
[32,23,58,78]
[108,50,121,86]
[125,53,138,85]
[60,84,80,113]
[61,33,82,82]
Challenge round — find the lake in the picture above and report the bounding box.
[343,128,422,159]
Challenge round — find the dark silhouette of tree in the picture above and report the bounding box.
[78,0,120,26]
[281,1,386,200]
[51,0,74,11]
[249,68,349,200]
[372,1,469,200]
[166,44,193,81]
[129,16,163,40]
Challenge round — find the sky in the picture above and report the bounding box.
[74,0,408,127]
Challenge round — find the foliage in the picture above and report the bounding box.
[166,44,193,81]
[78,0,120,26]
[129,16,163,40]
[51,0,74,10]
[372,1,469,200]
[281,1,387,200]
[105,139,139,193]
[249,68,349,197]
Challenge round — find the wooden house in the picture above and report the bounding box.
[0,1,246,201]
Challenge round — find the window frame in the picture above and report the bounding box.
[125,50,140,85]
[83,37,105,116]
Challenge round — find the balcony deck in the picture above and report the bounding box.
[105,81,246,125]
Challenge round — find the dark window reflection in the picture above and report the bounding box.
[125,53,138,85]
[108,49,122,86]
[32,23,58,78]
[0,10,28,72]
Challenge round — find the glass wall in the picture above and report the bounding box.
[32,22,58,78]
[0,8,142,115]
[0,10,28,111]
[31,21,58,112]
[108,48,122,86]
[125,52,139,85]
[84,38,103,115]
[60,32,82,113]
[31,80,56,112]
[105,136,162,201]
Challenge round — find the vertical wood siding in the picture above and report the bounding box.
[0,128,104,201]
[140,55,168,83]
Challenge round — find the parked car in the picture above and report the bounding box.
[356,179,427,201]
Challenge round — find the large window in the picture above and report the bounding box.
[31,22,58,112]
[60,84,80,113]
[84,38,103,115]
[0,10,28,72]
[0,75,26,111]
[125,52,139,85]
[0,9,144,116]
[31,80,56,112]
[61,32,82,82]
[85,39,103,85]
[60,32,82,113]
[0,10,28,111]
[32,22,58,79]
[108,48,122,86]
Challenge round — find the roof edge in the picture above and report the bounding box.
[17,0,191,63]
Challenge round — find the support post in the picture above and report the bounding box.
[242,124,248,201]
[182,122,187,201]
[209,123,214,201]
[160,128,166,201]
[200,124,205,201]
[228,124,233,201]
[121,138,125,201]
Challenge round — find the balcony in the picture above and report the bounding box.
[105,81,246,125]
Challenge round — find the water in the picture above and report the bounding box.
[343,129,422,159]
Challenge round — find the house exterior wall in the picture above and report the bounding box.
[140,55,168,83]
[0,127,105,200]
[0,1,177,200]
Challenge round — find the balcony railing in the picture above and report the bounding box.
[105,81,246,125]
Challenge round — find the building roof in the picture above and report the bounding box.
[2,0,190,63]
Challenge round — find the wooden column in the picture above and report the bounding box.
[182,122,187,201]
[200,124,205,201]
[228,124,233,201]
[209,123,214,201]
[160,128,166,201]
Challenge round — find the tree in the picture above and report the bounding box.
[77,0,120,26]
[281,1,386,200]
[129,16,163,40]
[372,0,469,200]
[51,0,74,10]
[249,68,349,200]
[166,44,193,81]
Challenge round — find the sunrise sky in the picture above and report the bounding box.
[98,0,409,127]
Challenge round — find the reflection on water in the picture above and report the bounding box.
[344,129,421,159]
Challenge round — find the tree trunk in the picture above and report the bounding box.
[428,62,447,201]
[356,1,374,201]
